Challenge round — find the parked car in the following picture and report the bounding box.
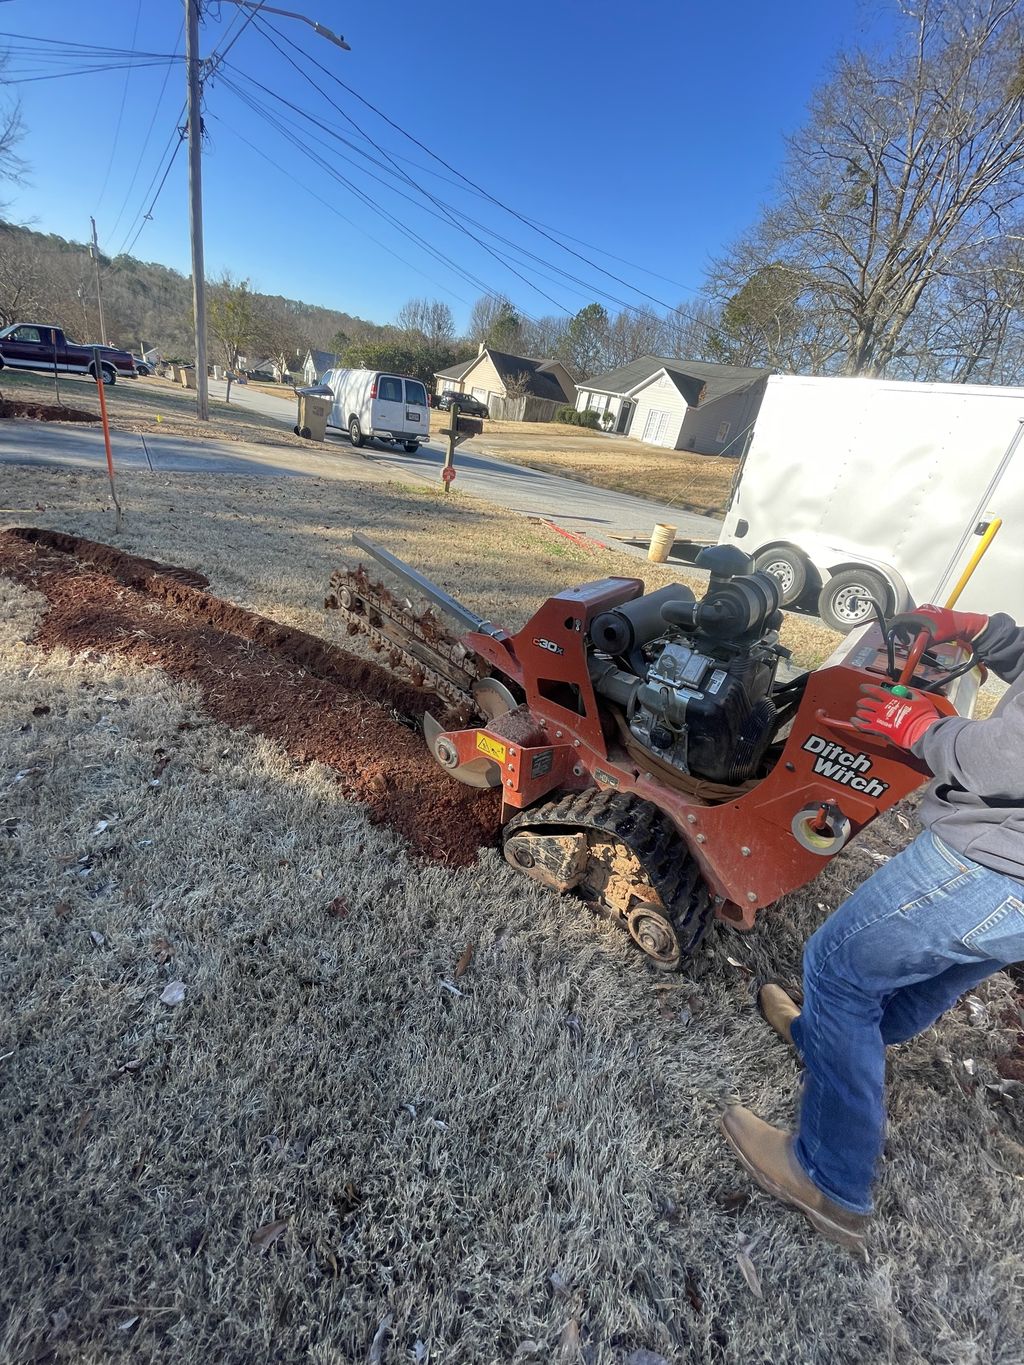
[436,390,488,417]
[246,368,276,382]
[0,323,134,384]
[317,369,430,452]
[132,356,152,377]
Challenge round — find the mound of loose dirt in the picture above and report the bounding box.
[0,397,99,423]
[0,529,500,865]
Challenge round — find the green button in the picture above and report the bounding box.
[890,685,912,697]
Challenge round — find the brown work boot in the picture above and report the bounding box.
[757,980,802,1046]
[720,1105,870,1255]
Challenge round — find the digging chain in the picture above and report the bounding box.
[503,788,713,964]
[326,568,479,712]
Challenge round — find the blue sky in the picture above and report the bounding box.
[1,0,890,330]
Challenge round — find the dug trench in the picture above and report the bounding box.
[0,527,501,864]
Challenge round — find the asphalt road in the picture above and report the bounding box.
[211,380,722,546]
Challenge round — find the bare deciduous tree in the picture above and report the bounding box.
[208,272,259,401]
[710,0,1024,377]
[396,297,456,357]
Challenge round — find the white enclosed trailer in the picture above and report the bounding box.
[718,374,1024,631]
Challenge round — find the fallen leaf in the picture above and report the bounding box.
[439,979,464,997]
[89,930,106,947]
[428,1118,448,1131]
[54,900,72,919]
[119,1058,143,1073]
[159,981,186,1007]
[412,1341,429,1363]
[626,1351,668,1365]
[73,1107,93,1140]
[513,1343,542,1360]
[367,1312,392,1363]
[558,1318,581,1357]
[250,1218,288,1250]
[32,705,51,716]
[152,936,173,965]
[152,752,170,778]
[736,1249,763,1298]
[326,896,351,918]
[117,1316,139,1332]
[454,942,474,979]
[549,1270,570,1299]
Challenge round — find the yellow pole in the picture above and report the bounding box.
[944,517,1002,608]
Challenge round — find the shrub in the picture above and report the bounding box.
[555,405,601,429]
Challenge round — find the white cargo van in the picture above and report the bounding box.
[718,374,1024,632]
[321,369,430,451]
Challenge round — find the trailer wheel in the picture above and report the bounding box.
[818,568,892,633]
[754,546,807,606]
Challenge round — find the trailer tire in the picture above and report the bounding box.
[818,568,892,633]
[754,546,807,606]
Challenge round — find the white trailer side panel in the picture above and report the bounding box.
[720,375,1024,617]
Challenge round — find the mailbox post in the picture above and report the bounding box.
[438,401,484,494]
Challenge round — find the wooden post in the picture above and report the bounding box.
[93,347,123,533]
[442,401,459,494]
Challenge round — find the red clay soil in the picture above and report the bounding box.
[0,399,99,423]
[0,529,500,865]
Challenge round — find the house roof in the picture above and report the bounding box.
[483,348,574,403]
[580,355,770,405]
[306,348,340,373]
[434,355,477,381]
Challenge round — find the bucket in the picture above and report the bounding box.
[648,523,676,563]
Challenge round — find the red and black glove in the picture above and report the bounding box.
[889,604,988,648]
[851,684,943,749]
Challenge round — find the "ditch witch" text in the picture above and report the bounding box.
[802,734,890,798]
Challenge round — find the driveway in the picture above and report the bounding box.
[208,381,722,546]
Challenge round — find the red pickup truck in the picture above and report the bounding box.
[0,323,135,384]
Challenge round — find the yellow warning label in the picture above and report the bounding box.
[476,733,507,764]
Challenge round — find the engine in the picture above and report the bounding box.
[588,546,785,785]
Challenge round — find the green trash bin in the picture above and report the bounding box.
[295,393,331,441]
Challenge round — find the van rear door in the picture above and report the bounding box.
[373,374,406,439]
[403,378,428,442]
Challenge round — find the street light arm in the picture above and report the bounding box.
[216,0,351,49]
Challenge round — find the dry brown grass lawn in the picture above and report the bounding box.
[429,413,737,516]
[0,367,310,451]
[2,462,1023,1363]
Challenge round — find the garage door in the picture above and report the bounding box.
[471,386,488,403]
[641,409,671,445]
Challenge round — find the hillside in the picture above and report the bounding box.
[0,222,378,360]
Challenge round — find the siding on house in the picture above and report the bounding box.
[628,372,692,448]
[459,352,507,407]
[676,378,769,455]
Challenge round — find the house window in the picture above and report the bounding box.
[716,421,731,444]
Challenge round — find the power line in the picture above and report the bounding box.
[207,108,473,306]
[251,13,733,344]
[107,17,185,244]
[246,14,577,317]
[94,0,142,212]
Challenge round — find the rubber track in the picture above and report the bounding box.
[503,788,713,959]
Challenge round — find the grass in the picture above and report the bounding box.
[0,366,310,452]
[2,462,1023,1362]
[426,412,738,517]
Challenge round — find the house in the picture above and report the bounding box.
[434,345,576,421]
[302,348,341,386]
[575,356,772,454]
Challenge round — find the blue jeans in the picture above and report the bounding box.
[790,830,1024,1214]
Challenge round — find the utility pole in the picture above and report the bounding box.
[89,217,108,346]
[185,0,209,420]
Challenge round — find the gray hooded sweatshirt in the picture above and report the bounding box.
[913,613,1024,880]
